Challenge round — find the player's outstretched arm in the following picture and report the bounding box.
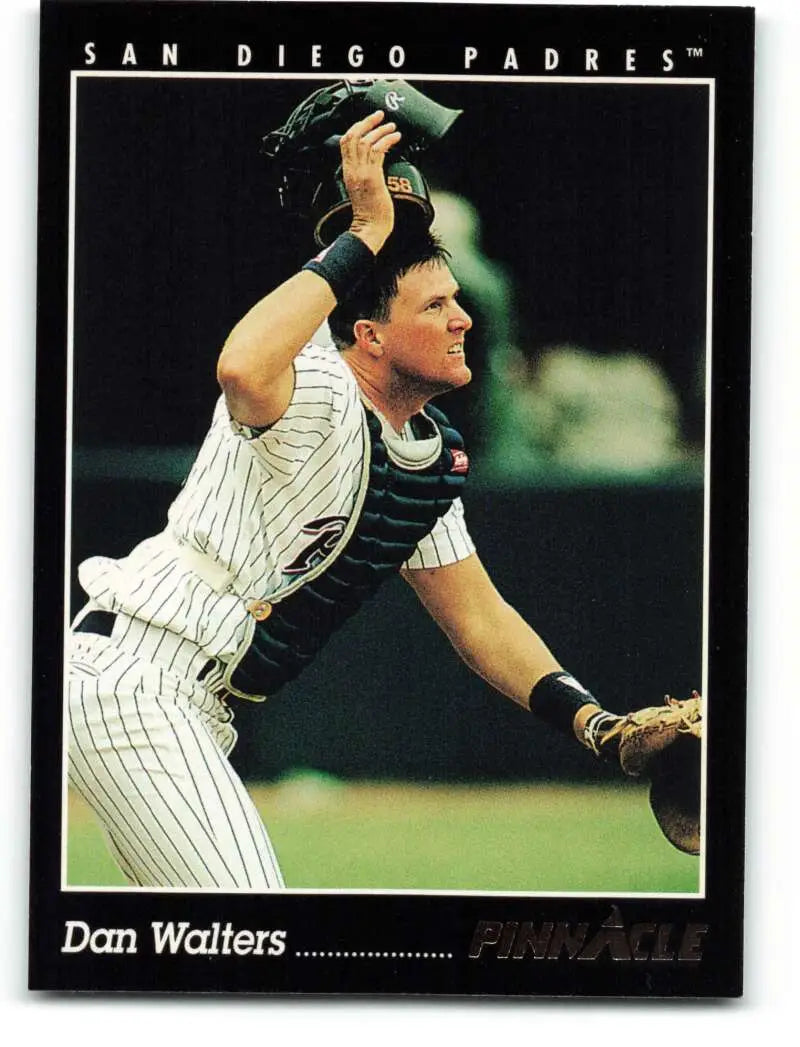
[403,554,600,731]
[406,556,704,854]
[217,111,401,427]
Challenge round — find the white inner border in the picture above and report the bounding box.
[61,70,715,900]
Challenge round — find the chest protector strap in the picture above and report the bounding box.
[229,404,468,699]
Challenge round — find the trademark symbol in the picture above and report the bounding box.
[686,47,704,58]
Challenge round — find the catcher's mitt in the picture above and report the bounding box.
[261,79,462,245]
[601,693,703,855]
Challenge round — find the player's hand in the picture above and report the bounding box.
[340,110,401,254]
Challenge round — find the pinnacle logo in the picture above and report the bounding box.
[468,906,708,963]
[384,90,404,111]
[282,516,348,576]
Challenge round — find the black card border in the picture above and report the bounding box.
[29,1,754,998]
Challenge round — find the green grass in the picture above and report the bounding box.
[67,778,700,893]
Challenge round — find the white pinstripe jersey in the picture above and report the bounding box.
[77,343,475,664]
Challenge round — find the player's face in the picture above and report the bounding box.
[378,261,473,393]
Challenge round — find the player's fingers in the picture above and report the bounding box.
[352,121,398,161]
[361,121,397,145]
[340,110,385,154]
[356,109,386,132]
[369,129,402,159]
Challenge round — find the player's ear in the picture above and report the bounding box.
[353,319,384,358]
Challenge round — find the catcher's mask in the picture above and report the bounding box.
[261,79,462,246]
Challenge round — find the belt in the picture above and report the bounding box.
[74,610,218,684]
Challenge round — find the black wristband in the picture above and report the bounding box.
[529,671,596,735]
[301,231,375,303]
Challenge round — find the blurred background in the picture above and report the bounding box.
[68,77,707,890]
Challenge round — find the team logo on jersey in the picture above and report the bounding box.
[450,449,469,475]
[282,516,348,576]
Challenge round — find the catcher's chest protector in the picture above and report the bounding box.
[229,406,468,699]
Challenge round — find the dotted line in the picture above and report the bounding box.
[296,951,454,960]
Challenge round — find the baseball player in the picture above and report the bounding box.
[67,111,699,889]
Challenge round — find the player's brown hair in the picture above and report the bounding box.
[328,228,451,350]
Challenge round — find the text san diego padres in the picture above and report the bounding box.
[82,42,682,74]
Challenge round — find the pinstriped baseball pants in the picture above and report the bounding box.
[66,632,284,889]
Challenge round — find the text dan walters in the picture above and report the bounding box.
[61,919,287,956]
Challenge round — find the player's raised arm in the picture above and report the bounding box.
[217,111,402,427]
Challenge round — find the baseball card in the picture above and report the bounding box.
[29,0,753,997]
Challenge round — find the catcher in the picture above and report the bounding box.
[67,93,702,890]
